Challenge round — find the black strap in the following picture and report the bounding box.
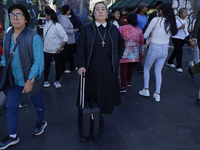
[43,23,53,41]
[6,27,28,70]
[177,18,186,35]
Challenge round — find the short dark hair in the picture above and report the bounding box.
[128,6,137,12]
[127,12,137,27]
[156,1,164,7]
[111,8,119,14]
[62,5,70,15]
[8,4,30,27]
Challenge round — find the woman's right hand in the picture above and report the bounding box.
[56,49,61,54]
[78,67,86,76]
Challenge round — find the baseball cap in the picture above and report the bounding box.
[137,2,149,9]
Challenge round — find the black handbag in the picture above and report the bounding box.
[0,27,27,91]
[0,66,8,91]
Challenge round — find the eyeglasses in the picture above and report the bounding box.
[9,13,24,19]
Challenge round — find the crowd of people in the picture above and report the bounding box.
[0,1,199,149]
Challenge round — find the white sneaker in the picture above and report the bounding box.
[167,63,175,68]
[153,93,160,102]
[43,81,50,88]
[75,67,78,70]
[54,81,61,88]
[188,61,194,67]
[139,89,150,97]
[64,70,71,73]
[176,68,183,73]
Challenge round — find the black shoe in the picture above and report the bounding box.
[0,135,19,150]
[33,121,47,136]
[127,82,132,87]
[120,87,126,93]
[100,116,104,127]
[187,67,194,81]
[19,102,28,108]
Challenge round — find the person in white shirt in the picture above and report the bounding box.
[58,5,78,74]
[167,8,189,73]
[139,3,178,102]
[43,7,68,89]
[108,8,120,29]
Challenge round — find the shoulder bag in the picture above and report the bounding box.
[146,18,159,46]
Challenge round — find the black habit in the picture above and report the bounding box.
[78,24,121,114]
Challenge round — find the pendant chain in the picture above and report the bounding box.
[96,26,106,47]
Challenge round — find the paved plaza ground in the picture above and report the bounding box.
[1,46,200,150]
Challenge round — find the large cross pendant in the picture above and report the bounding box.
[101,41,106,47]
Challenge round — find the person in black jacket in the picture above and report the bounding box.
[76,2,125,127]
[148,1,163,23]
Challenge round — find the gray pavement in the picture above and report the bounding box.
[1,46,200,150]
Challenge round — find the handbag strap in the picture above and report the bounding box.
[6,27,28,70]
[150,17,159,35]
[177,18,186,35]
[43,23,53,41]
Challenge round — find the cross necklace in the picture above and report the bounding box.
[96,26,106,47]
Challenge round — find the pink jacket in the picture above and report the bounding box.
[119,24,144,63]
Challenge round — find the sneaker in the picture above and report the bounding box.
[176,68,183,73]
[64,70,71,73]
[127,82,132,87]
[33,121,47,136]
[167,63,175,68]
[187,67,194,81]
[153,93,160,102]
[75,67,78,70]
[0,135,19,150]
[188,61,194,67]
[43,81,50,88]
[139,89,150,97]
[19,102,27,108]
[120,87,126,93]
[54,81,61,89]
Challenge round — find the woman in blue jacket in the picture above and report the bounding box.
[0,4,46,150]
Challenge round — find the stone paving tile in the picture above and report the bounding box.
[1,47,200,150]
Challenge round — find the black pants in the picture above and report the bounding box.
[61,43,76,71]
[44,52,62,81]
[167,38,185,68]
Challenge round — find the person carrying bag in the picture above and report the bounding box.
[0,27,27,91]
[146,17,159,46]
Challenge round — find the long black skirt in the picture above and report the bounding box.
[77,56,121,114]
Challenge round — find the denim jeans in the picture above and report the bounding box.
[190,45,200,64]
[144,43,168,93]
[7,84,44,134]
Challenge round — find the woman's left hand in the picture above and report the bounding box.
[22,80,33,93]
